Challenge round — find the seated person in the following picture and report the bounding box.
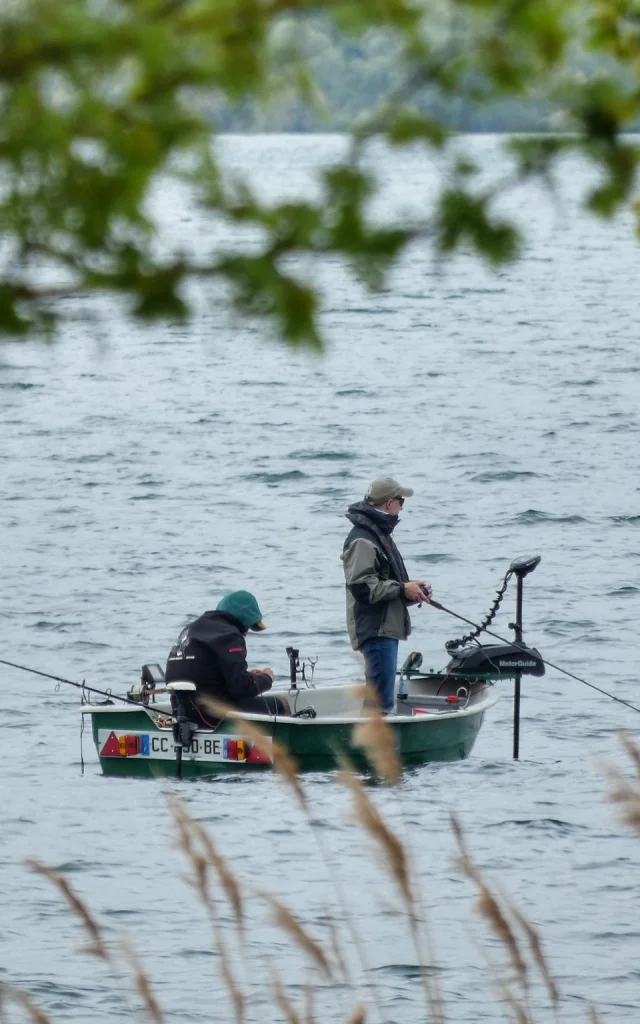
[165,590,290,724]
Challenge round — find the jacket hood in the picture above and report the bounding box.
[346,500,399,535]
[192,610,247,638]
[216,590,266,631]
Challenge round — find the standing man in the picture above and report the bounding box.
[341,477,433,714]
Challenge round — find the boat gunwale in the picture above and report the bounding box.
[81,684,499,728]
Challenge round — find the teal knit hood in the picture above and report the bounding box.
[216,591,266,631]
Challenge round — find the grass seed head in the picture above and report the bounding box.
[199,696,308,809]
[122,939,165,1024]
[261,891,333,978]
[352,695,401,785]
[345,1002,366,1024]
[0,983,55,1024]
[24,859,110,962]
[338,763,410,905]
[272,971,302,1024]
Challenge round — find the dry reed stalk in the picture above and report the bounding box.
[508,998,533,1024]
[619,731,640,777]
[349,715,445,1023]
[259,891,333,978]
[452,815,535,1024]
[351,687,401,785]
[607,777,640,832]
[0,983,55,1024]
[306,825,386,1024]
[272,970,301,1024]
[167,796,196,860]
[349,696,442,1013]
[473,890,528,983]
[324,903,351,983]
[607,733,640,833]
[196,697,395,1019]
[203,876,246,1024]
[304,978,315,1024]
[192,820,245,928]
[24,858,110,963]
[509,904,559,1008]
[337,764,410,905]
[337,759,446,1024]
[167,797,245,1024]
[218,942,246,1024]
[167,799,211,900]
[199,696,308,811]
[345,1002,366,1024]
[452,817,528,984]
[167,795,245,929]
[121,939,165,1024]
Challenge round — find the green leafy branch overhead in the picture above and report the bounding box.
[1,0,640,348]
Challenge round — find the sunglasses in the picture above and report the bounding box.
[392,496,405,507]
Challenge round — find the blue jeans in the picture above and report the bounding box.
[360,637,399,714]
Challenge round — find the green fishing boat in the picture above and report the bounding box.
[79,555,545,778]
[84,674,502,779]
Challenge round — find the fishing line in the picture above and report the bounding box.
[428,598,640,715]
[0,657,165,711]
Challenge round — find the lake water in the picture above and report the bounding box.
[1,134,640,1023]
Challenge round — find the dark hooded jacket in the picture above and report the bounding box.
[341,501,411,650]
[165,610,272,715]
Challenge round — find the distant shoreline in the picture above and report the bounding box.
[207,128,640,137]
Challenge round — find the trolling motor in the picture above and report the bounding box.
[444,643,544,678]
[508,554,542,759]
[399,556,544,755]
[442,554,543,759]
[166,681,198,778]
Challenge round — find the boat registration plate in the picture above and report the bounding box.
[97,729,269,763]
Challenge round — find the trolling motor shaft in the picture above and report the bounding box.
[508,554,541,760]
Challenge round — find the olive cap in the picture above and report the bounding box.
[365,477,414,505]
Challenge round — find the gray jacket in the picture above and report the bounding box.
[341,501,411,650]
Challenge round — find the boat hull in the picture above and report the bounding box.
[86,682,496,778]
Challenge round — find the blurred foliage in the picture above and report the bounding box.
[1,0,640,348]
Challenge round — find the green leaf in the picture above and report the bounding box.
[437,188,520,264]
[387,107,448,147]
[0,285,32,336]
[219,254,321,350]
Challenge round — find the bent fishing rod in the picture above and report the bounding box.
[2,557,637,723]
[426,596,640,716]
[0,657,166,712]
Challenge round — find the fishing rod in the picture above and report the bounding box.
[427,596,640,716]
[0,657,168,712]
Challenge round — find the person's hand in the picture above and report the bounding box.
[251,667,275,680]
[404,580,433,604]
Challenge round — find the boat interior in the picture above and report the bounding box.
[86,670,496,727]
